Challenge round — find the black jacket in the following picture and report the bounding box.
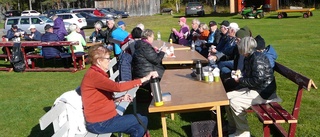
[100,26,116,44]
[132,40,165,79]
[239,51,276,99]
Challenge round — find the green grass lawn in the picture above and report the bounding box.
[1,11,320,137]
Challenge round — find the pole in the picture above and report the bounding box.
[29,0,32,10]
[18,0,20,11]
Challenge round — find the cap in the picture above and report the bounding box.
[236,28,250,39]
[243,26,252,36]
[219,20,230,27]
[44,24,53,30]
[227,22,239,30]
[209,21,217,27]
[255,35,266,50]
[28,25,36,30]
[11,24,18,29]
[117,21,125,26]
[179,17,186,23]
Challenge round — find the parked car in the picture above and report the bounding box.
[71,8,118,19]
[21,10,41,16]
[3,16,70,34]
[43,9,72,18]
[55,13,87,29]
[4,10,21,19]
[102,8,129,18]
[78,12,111,28]
[185,2,205,17]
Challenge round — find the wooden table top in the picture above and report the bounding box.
[149,69,229,113]
[86,42,103,47]
[162,50,208,65]
[153,40,190,51]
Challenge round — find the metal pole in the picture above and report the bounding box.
[18,0,20,11]
[29,0,32,10]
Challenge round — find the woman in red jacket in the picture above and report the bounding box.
[81,45,158,137]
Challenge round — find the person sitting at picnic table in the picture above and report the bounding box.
[6,24,26,41]
[100,19,116,50]
[201,21,222,58]
[111,21,129,56]
[89,23,104,42]
[132,29,167,113]
[171,17,190,46]
[254,35,278,68]
[66,24,86,54]
[186,18,201,44]
[226,36,281,137]
[52,15,68,41]
[80,45,158,137]
[41,24,65,59]
[194,23,210,54]
[24,25,42,41]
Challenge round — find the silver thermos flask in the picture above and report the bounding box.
[150,78,163,107]
[196,60,202,81]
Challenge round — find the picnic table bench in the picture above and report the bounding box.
[39,58,139,136]
[0,41,86,72]
[251,62,317,137]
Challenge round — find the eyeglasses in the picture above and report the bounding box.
[101,57,112,61]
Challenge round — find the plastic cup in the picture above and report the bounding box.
[203,72,209,82]
[214,76,220,82]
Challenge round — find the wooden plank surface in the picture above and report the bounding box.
[269,102,297,123]
[162,50,207,65]
[251,105,273,124]
[149,69,228,113]
[86,42,103,47]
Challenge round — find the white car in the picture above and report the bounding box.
[21,10,41,16]
[55,13,87,29]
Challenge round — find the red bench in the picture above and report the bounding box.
[251,62,317,137]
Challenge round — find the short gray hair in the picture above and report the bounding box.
[192,18,200,25]
[94,23,102,29]
[141,29,154,39]
[238,36,257,55]
[68,24,77,32]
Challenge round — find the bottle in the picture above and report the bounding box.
[169,38,173,44]
[191,40,195,51]
[92,37,96,43]
[150,78,163,107]
[208,71,214,82]
[157,31,161,40]
[195,60,202,81]
[170,46,174,54]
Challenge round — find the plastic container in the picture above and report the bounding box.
[157,31,161,40]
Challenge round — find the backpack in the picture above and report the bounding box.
[10,42,26,72]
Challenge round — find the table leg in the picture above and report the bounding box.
[170,113,174,120]
[216,106,223,137]
[161,113,168,137]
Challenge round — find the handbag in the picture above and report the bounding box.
[191,120,217,137]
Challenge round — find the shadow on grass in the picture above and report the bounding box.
[28,106,53,137]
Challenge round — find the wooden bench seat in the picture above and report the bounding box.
[251,62,317,137]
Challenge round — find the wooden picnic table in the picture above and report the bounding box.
[86,41,103,47]
[149,69,229,137]
[0,41,84,72]
[162,50,207,65]
[153,40,190,51]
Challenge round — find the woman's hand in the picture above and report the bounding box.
[141,71,159,83]
[121,94,133,102]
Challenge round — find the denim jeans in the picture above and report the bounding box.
[218,60,234,77]
[85,114,148,137]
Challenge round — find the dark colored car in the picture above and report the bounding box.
[4,10,21,19]
[185,2,205,17]
[102,8,129,18]
[43,9,72,18]
[78,12,110,28]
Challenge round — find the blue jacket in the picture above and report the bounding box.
[53,18,68,41]
[111,27,129,55]
[41,32,64,59]
[24,30,42,41]
[263,45,278,68]
[6,28,25,40]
